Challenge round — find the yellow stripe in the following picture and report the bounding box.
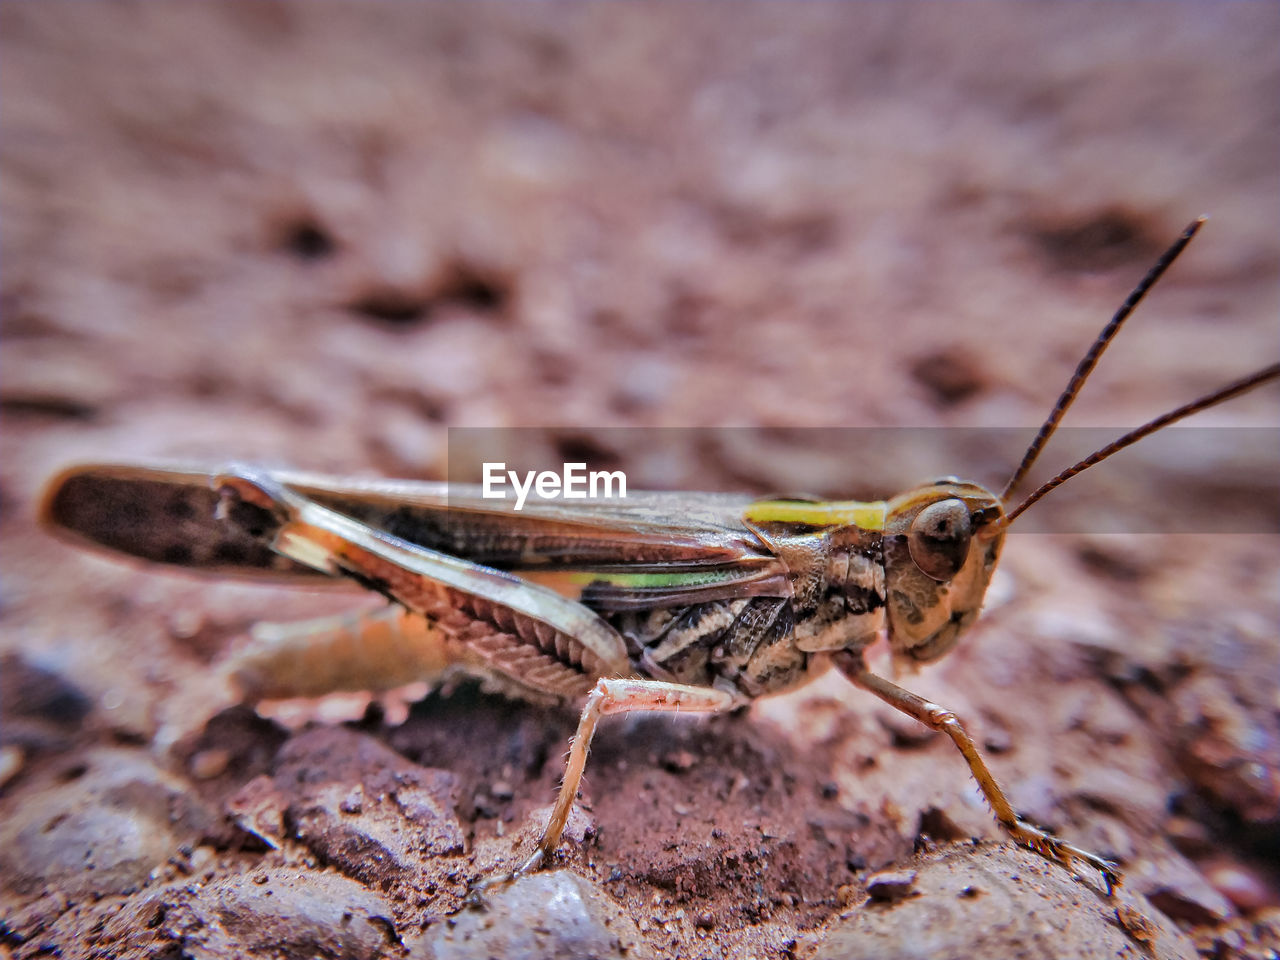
[744,499,887,530]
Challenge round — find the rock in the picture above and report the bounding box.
[273,727,464,888]
[413,872,648,960]
[190,868,398,959]
[815,845,1198,960]
[1114,902,1159,946]
[0,748,215,898]
[4,803,176,899]
[0,655,93,759]
[1128,850,1234,926]
[189,747,231,780]
[225,774,288,849]
[865,868,918,903]
[0,653,93,728]
[1170,674,1280,825]
[1205,860,1275,914]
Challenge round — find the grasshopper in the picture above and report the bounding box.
[40,218,1278,896]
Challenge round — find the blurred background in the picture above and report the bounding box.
[3,5,1276,491]
[2,4,1277,957]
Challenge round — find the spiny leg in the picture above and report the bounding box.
[502,677,737,884]
[836,653,1119,895]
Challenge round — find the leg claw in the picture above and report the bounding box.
[1009,820,1121,896]
[463,848,548,907]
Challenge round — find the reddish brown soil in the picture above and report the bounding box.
[2,4,1278,959]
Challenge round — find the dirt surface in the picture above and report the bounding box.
[2,4,1279,959]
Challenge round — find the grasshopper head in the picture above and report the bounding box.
[874,225,1280,669]
[883,480,1006,667]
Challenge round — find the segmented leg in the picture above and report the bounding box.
[836,653,1120,895]
[216,469,630,696]
[497,677,738,886]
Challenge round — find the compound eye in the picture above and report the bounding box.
[908,498,972,581]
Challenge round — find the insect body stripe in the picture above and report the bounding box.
[744,500,887,530]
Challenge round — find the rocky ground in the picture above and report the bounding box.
[2,4,1278,958]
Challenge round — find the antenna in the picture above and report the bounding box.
[1001,217,1207,502]
[1004,362,1279,525]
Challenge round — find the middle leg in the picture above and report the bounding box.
[518,676,738,877]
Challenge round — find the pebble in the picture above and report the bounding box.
[189,747,231,780]
[0,744,24,788]
[167,609,205,640]
[340,785,365,814]
[1131,853,1234,926]
[1205,861,1274,914]
[412,871,647,959]
[1,655,92,728]
[866,869,917,903]
[816,845,1199,960]
[0,748,215,898]
[199,869,396,959]
[225,774,287,848]
[663,749,697,772]
[1115,903,1158,946]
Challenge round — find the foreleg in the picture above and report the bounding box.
[836,652,1119,894]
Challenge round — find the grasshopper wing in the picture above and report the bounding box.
[216,467,635,699]
[41,463,324,578]
[41,464,793,609]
